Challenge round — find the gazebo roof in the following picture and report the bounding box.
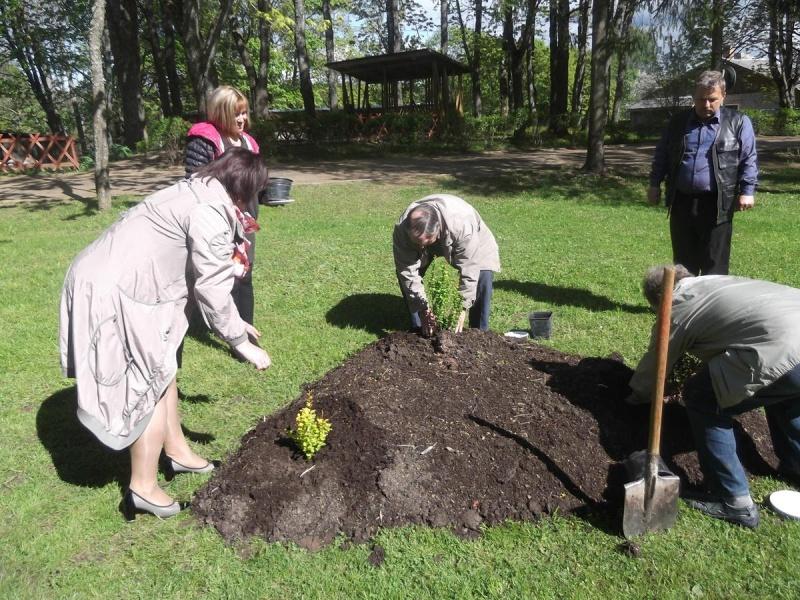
[326,49,472,84]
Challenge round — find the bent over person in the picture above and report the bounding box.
[394,194,500,334]
[627,265,800,529]
[647,70,757,275]
[60,148,271,520]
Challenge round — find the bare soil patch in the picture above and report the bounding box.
[192,331,780,549]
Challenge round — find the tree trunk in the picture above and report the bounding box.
[570,0,590,129]
[141,0,173,117]
[387,0,402,53]
[181,0,234,115]
[255,0,272,118]
[90,0,111,209]
[440,0,448,54]
[583,0,612,174]
[499,58,509,117]
[107,0,145,147]
[767,0,798,108]
[472,0,483,116]
[161,0,183,116]
[454,0,482,116]
[3,15,65,133]
[502,0,537,112]
[710,0,724,70]
[72,99,88,155]
[548,0,569,134]
[610,1,635,126]
[322,0,338,110]
[294,0,316,116]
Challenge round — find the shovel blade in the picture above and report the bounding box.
[622,474,680,539]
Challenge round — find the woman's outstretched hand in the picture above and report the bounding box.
[234,339,271,370]
[244,322,262,341]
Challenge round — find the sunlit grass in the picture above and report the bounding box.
[1,163,799,599]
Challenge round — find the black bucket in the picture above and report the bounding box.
[529,310,553,339]
[261,177,293,204]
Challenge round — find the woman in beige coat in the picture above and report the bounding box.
[60,148,271,520]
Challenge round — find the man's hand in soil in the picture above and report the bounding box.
[421,308,438,337]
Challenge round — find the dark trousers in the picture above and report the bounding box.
[231,277,254,324]
[670,191,733,275]
[232,231,256,324]
[400,268,494,331]
[684,362,800,499]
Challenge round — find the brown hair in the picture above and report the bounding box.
[193,147,268,209]
[406,203,441,239]
[695,70,726,94]
[206,86,249,137]
[642,264,694,308]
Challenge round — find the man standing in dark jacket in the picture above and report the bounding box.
[647,70,758,275]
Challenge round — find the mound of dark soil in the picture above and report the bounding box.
[192,330,779,549]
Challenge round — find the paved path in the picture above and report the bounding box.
[1,137,797,205]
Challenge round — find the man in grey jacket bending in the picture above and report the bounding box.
[628,265,800,529]
[393,194,500,335]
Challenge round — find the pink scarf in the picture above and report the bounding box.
[232,207,260,277]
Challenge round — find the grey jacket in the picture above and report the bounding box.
[629,276,800,408]
[59,177,248,449]
[393,194,500,311]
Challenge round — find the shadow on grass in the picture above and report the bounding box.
[326,293,409,337]
[37,387,215,489]
[37,387,129,489]
[61,197,140,221]
[438,167,644,202]
[496,280,650,314]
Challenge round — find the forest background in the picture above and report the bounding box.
[1,0,798,182]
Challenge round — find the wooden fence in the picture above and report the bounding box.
[1,134,80,171]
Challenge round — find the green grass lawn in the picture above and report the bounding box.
[1,161,799,599]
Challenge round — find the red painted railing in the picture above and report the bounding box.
[1,134,80,171]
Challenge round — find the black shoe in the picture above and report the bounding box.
[685,498,760,529]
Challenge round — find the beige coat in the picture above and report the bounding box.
[59,177,248,450]
[393,194,500,311]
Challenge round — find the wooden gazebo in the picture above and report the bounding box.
[326,49,472,116]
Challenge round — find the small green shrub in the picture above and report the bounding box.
[137,116,191,162]
[425,259,463,331]
[743,108,800,136]
[109,143,133,160]
[287,394,332,461]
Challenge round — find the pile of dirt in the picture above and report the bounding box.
[192,330,779,549]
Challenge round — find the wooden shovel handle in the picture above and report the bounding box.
[648,266,675,456]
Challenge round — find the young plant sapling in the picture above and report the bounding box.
[288,393,332,460]
[425,259,463,331]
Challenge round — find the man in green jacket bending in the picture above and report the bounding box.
[628,265,800,528]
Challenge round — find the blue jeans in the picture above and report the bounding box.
[399,268,494,331]
[684,362,800,499]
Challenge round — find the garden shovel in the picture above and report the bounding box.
[622,266,680,539]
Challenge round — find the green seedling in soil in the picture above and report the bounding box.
[288,393,332,460]
[425,259,462,331]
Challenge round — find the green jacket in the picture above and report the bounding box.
[629,276,800,408]
[393,194,500,312]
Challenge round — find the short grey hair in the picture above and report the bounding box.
[643,264,693,308]
[695,70,726,94]
[406,204,440,240]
